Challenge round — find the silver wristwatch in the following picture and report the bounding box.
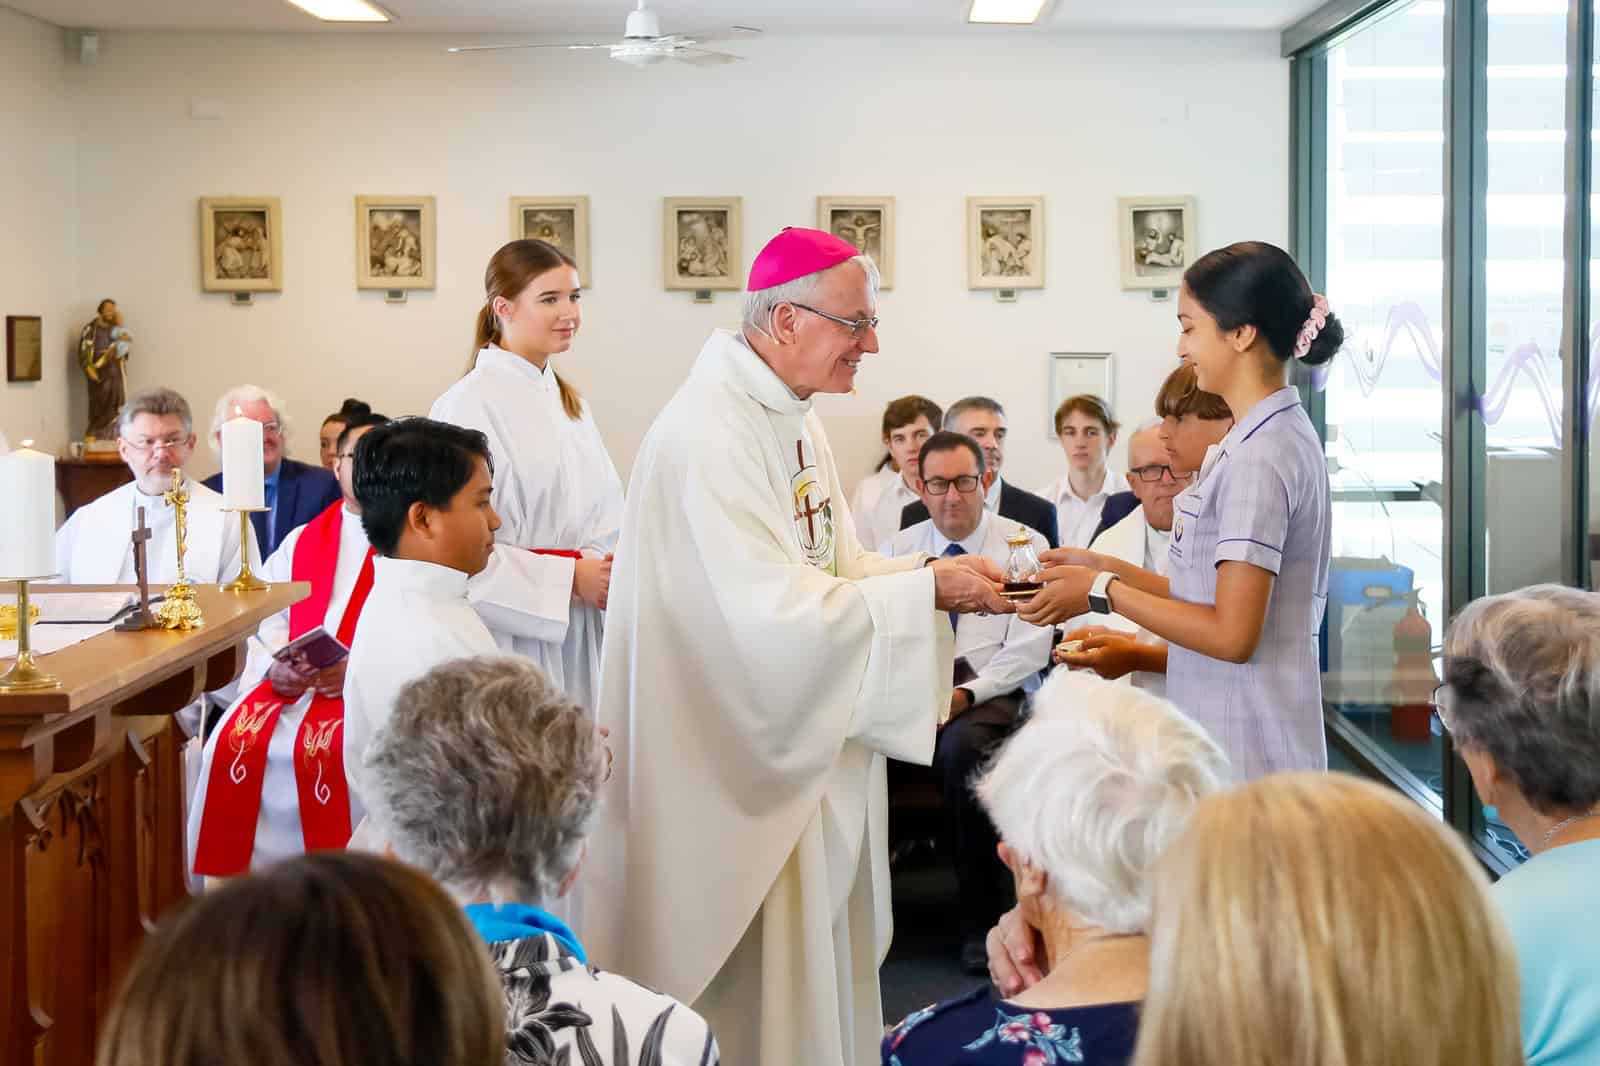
[1088,571,1118,615]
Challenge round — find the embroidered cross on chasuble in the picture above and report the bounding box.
[192,504,373,876]
[789,438,837,576]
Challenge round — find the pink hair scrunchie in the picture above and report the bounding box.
[1293,294,1331,362]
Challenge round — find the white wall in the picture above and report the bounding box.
[0,8,79,455]
[64,27,1288,492]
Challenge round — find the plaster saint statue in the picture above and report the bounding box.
[79,299,130,441]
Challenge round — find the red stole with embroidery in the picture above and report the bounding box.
[193,502,374,876]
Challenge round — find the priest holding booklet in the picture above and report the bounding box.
[588,227,1011,1066]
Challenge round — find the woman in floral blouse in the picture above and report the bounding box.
[883,671,1227,1066]
[366,656,719,1066]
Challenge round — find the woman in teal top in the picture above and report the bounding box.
[1438,584,1600,1066]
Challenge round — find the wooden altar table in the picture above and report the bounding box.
[0,581,306,1066]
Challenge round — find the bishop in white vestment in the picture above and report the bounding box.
[588,229,1009,1066]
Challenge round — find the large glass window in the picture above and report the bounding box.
[1298,0,1598,873]
[1476,0,1569,867]
[1321,3,1448,804]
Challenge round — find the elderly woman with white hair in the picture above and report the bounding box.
[202,382,340,556]
[883,671,1227,1066]
[365,655,719,1065]
[1438,584,1600,1066]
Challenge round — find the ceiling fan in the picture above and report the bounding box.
[447,1,762,67]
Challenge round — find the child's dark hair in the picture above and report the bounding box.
[354,417,493,556]
[324,397,372,427]
[1183,241,1344,368]
[335,411,389,452]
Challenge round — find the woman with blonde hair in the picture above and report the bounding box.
[1131,772,1524,1066]
[430,239,624,718]
[97,851,503,1066]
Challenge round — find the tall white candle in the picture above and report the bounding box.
[0,443,56,578]
[220,413,265,510]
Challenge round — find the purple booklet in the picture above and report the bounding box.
[272,627,350,674]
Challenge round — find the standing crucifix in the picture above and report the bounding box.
[115,506,157,631]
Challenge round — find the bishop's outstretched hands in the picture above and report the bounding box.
[929,553,1014,616]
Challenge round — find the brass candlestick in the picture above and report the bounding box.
[0,577,61,693]
[153,469,204,631]
[222,507,270,593]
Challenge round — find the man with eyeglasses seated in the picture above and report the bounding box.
[884,430,1054,975]
[53,387,259,734]
[1053,419,1193,699]
[202,384,341,557]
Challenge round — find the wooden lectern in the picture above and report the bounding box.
[0,582,306,1066]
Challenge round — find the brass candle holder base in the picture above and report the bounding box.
[1,577,60,693]
[154,581,204,631]
[221,508,270,593]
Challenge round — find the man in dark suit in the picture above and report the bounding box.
[202,385,341,557]
[900,396,1060,547]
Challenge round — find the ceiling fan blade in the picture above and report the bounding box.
[673,47,744,66]
[660,25,762,46]
[446,41,611,54]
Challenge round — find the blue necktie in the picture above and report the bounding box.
[942,542,965,633]
[263,479,279,548]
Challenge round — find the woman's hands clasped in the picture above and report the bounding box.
[573,553,614,610]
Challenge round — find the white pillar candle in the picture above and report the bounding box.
[0,443,56,578]
[220,413,265,510]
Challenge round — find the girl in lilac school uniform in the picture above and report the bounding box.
[1021,241,1339,780]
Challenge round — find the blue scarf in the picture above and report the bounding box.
[464,902,588,965]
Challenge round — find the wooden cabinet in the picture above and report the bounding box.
[54,458,133,519]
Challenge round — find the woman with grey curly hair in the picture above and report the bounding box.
[1439,583,1600,1066]
[365,655,719,1065]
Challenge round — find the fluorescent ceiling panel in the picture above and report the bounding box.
[283,0,390,22]
[968,0,1048,23]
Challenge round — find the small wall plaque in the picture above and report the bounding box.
[385,289,407,304]
[692,289,714,304]
[6,315,42,382]
[230,292,253,306]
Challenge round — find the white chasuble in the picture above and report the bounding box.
[53,479,253,585]
[430,346,625,715]
[587,329,952,1066]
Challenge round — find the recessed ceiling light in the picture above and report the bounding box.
[283,0,390,22]
[968,0,1048,24]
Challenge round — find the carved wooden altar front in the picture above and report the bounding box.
[0,582,306,1066]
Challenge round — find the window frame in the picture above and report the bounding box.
[1286,0,1598,875]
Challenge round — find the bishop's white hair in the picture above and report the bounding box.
[209,383,289,455]
[977,671,1228,933]
[741,254,880,337]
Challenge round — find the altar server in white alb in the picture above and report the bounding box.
[588,227,1013,1066]
[430,239,624,716]
[338,419,507,816]
[186,411,387,879]
[55,386,253,588]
